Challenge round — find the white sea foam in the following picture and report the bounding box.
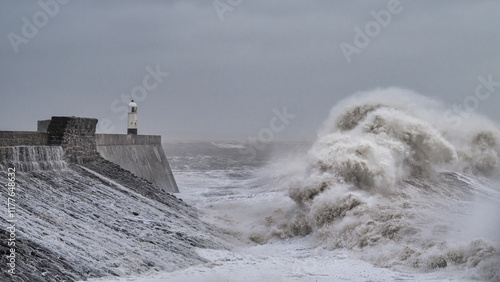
[263,88,500,280]
[94,90,499,281]
[210,142,246,149]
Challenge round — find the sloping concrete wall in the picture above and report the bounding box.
[95,134,179,193]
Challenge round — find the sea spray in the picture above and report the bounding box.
[262,88,500,280]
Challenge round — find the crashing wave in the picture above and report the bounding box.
[263,88,500,280]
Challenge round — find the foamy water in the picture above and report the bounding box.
[94,88,500,281]
[264,88,500,280]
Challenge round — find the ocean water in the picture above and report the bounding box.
[100,88,500,281]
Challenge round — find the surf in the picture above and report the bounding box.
[261,88,500,280]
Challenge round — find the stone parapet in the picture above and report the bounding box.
[0,131,48,146]
[37,120,51,132]
[95,134,161,146]
[46,116,99,164]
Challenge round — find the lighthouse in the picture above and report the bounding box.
[127,100,138,135]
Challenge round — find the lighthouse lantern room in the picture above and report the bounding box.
[127,100,138,135]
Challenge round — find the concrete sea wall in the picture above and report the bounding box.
[96,134,179,193]
[0,116,178,193]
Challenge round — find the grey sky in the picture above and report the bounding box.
[1,0,499,141]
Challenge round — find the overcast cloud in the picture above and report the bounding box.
[1,0,499,141]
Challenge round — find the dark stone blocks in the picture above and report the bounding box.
[0,131,48,146]
[45,117,99,164]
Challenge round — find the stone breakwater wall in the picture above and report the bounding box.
[0,116,178,193]
[0,131,48,146]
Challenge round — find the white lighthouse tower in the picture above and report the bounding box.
[128,100,138,135]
